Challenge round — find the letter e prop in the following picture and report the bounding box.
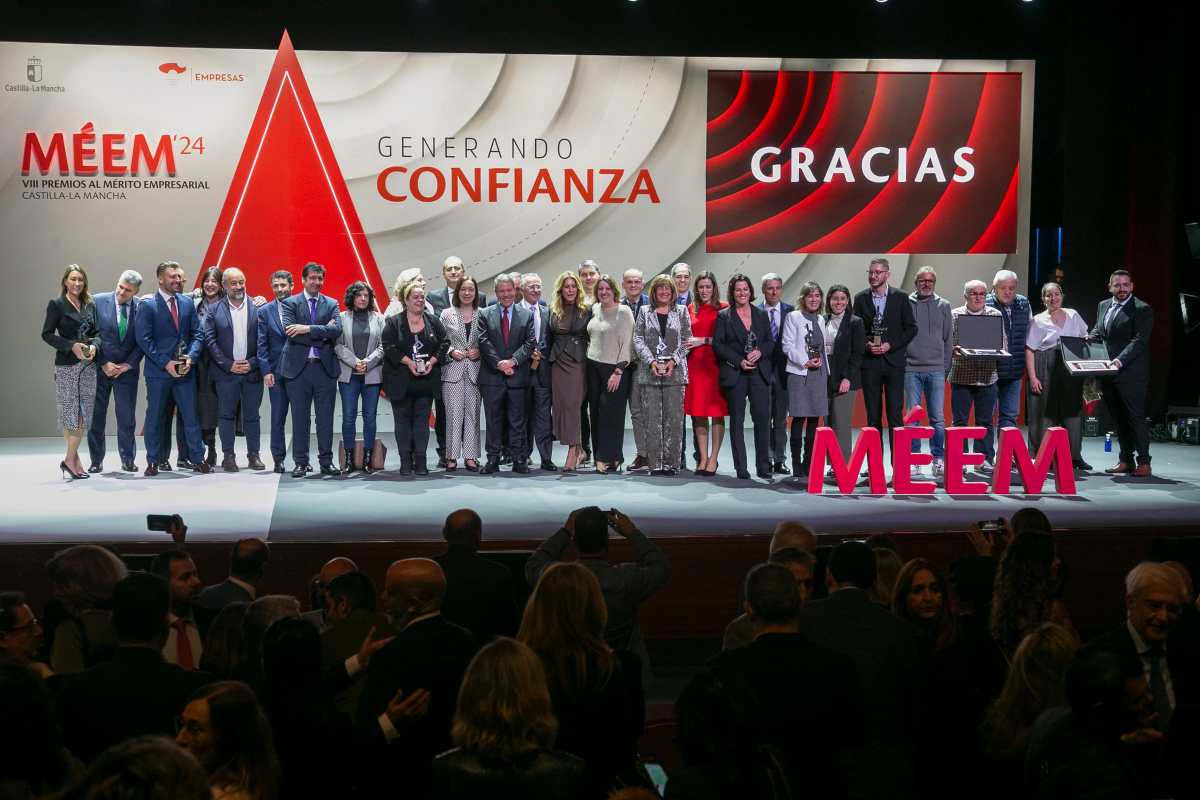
[991,426,1075,495]
[808,426,886,495]
[944,427,990,494]
[892,427,936,494]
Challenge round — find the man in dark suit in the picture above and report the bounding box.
[1090,561,1197,732]
[798,540,923,800]
[148,549,209,670]
[136,260,211,476]
[759,273,794,474]
[1089,269,1154,476]
[258,270,294,473]
[622,269,652,471]
[427,255,465,315]
[519,273,555,470]
[357,558,477,797]
[196,538,270,611]
[280,262,343,477]
[476,274,536,473]
[203,267,264,472]
[87,270,144,473]
[320,570,389,718]
[852,257,918,462]
[434,509,518,642]
[51,572,211,763]
[711,562,864,798]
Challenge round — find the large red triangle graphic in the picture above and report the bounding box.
[200,31,385,307]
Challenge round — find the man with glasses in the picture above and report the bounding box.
[0,592,49,677]
[852,258,918,465]
[905,267,952,478]
[949,280,1005,469]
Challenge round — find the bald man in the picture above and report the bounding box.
[204,267,265,472]
[301,556,359,632]
[434,509,518,640]
[357,558,477,796]
[770,521,818,555]
[197,538,270,610]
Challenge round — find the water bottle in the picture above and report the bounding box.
[1104,432,1113,453]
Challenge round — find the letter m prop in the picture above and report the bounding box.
[991,426,1076,494]
[807,426,886,494]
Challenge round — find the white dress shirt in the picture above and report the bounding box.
[229,299,249,361]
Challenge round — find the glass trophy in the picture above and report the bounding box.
[744,330,757,370]
[871,315,886,348]
[805,327,821,361]
[654,338,670,369]
[76,318,97,362]
[172,340,191,376]
[412,337,428,375]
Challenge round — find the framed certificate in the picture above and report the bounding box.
[1059,336,1119,376]
[958,314,1009,357]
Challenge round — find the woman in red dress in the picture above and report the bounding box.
[684,271,728,475]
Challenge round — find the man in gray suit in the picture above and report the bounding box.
[519,273,555,470]
[476,275,536,473]
[525,507,669,687]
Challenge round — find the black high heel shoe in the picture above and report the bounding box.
[60,460,88,480]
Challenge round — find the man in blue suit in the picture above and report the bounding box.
[518,273,555,470]
[257,270,294,473]
[280,262,342,477]
[477,275,536,474]
[87,270,145,472]
[204,267,264,473]
[136,261,211,476]
[759,273,794,474]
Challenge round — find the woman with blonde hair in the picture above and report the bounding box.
[519,563,644,799]
[633,274,691,475]
[385,267,431,317]
[45,544,127,673]
[548,272,591,471]
[176,681,280,800]
[434,637,584,799]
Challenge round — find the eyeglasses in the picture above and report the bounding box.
[915,278,936,284]
[867,270,888,277]
[965,291,987,297]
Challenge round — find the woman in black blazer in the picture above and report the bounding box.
[382,283,448,475]
[824,284,866,462]
[712,273,775,480]
[42,265,100,480]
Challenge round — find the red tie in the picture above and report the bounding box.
[172,618,195,671]
[501,306,510,344]
[168,295,180,329]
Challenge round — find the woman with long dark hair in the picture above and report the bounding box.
[382,282,448,475]
[440,277,485,471]
[176,681,280,800]
[335,281,385,474]
[42,265,99,480]
[991,524,1072,658]
[712,273,774,480]
[585,275,635,474]
[822,284,865,473]
[683,271,727,476]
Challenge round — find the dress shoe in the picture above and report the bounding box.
[60,460,87,480]
[397,458,412,476]
[541,460,558,472]
[413,458,429,476]
[292,465,309,478]
[500,454,513,466]
[221,455,239,473]
[1133,463,1153,478]
[1072,459,1092,471]
[1104,462,1133,475]
[320,464,340,476]
[341,464,358,476]
[177,459,194,471]
[757,468,774,480]
[273,462,286,474]
[480,460,500,475]
[464,460,479,472]
[362,464,375,475]
[205,446,218,467]
[664,468,678,476]
[444,460,458,472]
[629,455,649,472]
[121,462,137,472]
[143,463,159,477]
[157,461,173,472]
[772,461,788,475]
[247,454,265,471]
[194,462,213,474]
[513,460,530,474]
[736,469,752,480]
[88,463,103,473]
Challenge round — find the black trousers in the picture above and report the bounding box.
[861,362,905,459]
[434,395,446,457]
[723,371,772,472]
[524,377,554,462]
[586,360,631,464]
[790,416,820,477]
[481,382,528,462]
[580,396,592,455]
[392,393,434,460]
[1102,378,1150,464]
[767,373,789,463]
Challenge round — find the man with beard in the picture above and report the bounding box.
[204,267,264,471]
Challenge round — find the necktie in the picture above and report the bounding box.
[1146,645,1172,730]
[1104,301,1121,334]
[307,297,319,359]
[501,306,510,344]
[118,303,128,339]
[167,295,179,329]
[770,307,778,340]
[172,618,195,671]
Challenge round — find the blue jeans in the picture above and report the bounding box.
[339,375,381,453]
[904,371,946,458]
[951,382,999,462]
[995,377,1023,434]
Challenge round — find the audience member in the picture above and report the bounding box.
[893,558,955,651]
[0,660,79,797]
[526,507,669,685]
[768,520,817,555]
[722,548,814,651]
[356,558,477,797]
[197,538,270,611]
[991,530,1069,657]
[798,540,923,800]
[319,570,388,718]
[435,509,519,641]
[149,549,206,670]
[198,601,248,680]
[300,556,358,632]
[980,622,1078,798]
[236,595,300,692]
[433,637,586,799]
[52,572,211,763]
[871,546,904,607]
[59,736,210,800]
[518,563,646,800]
[45,545,127,673]
[176,681,280,800]
[710,563,863,797]
[0,591,52,677]
[1090,562,1196,731]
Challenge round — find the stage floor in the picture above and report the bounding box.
[6,432,1199,544]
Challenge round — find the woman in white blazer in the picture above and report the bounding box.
[336,281,386,474]
[438,277,484,471]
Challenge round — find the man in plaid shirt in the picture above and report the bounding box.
[949,280,1006,472]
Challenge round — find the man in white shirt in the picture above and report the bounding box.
[204,268,265,472]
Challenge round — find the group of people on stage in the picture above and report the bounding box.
[43,253,1155,484]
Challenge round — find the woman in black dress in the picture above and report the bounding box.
[42,265,99,480]
[712,273,775,480]
[383,282,448,475]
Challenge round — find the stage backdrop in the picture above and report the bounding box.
[1,35,1033,436]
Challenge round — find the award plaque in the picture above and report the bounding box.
[412,338,428,375]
